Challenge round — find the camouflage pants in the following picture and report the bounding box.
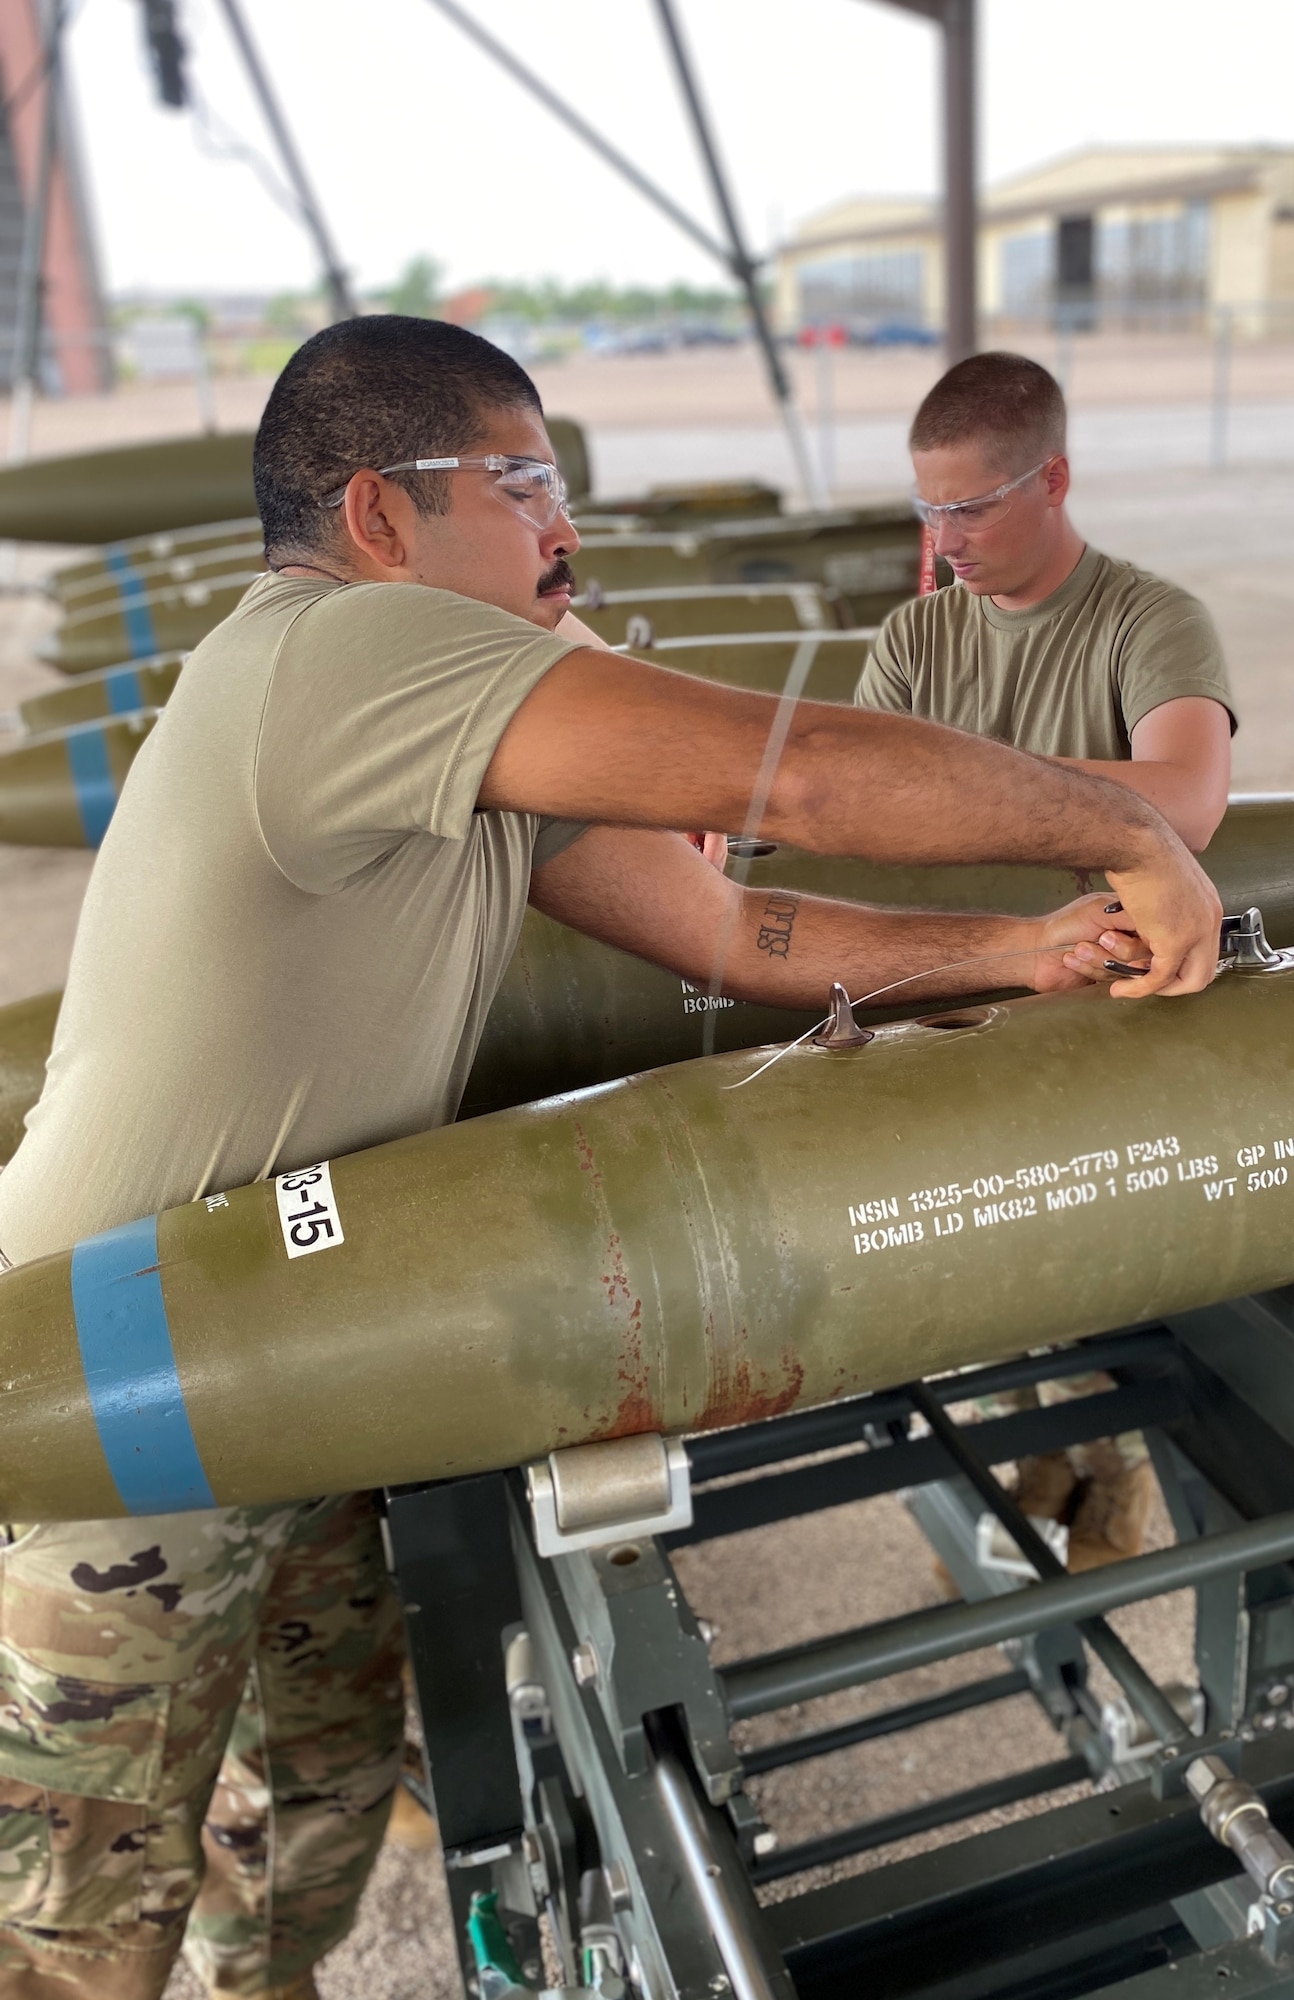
[0,1491,406,1997]
[978,1369,1149,1476]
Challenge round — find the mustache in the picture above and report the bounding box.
[537,557,577,597]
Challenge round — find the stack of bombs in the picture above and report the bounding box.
[0,418,921,848]
[3,428,1294,1521]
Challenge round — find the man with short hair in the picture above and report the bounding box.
[856,350,1234,851]
[855,350,1237,1571]
[0,320,1219,1997]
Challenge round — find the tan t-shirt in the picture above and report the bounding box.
[0,573,585,1263]
[854,544,1235,755]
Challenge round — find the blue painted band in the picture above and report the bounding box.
[105,549,158,659]
[105,667,144,716]
[70,1215,216,1515]
[65,722,117,848]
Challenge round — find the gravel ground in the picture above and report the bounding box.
[0,367,1286,1993]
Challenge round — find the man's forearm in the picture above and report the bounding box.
[773,706,1166,874]
[486,654,1166,875]
[489,653,1222,998]
[679,887,1031,1011]
[1051,755,1223,852]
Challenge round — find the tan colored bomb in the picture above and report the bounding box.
[2,966,1294,1522]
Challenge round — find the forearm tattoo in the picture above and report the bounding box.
[756,892,800,959]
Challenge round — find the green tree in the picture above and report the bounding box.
[386,256,443,318]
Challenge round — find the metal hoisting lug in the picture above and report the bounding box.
[1220,907,1286,971]
[812,982,874,1050]
[526,1434,693,1557]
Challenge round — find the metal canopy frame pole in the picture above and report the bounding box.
[424,0,731,268]
[210,0,357,322]
[425,0,827,506]
[8,0,66,465]
[651,0,826,507]
[877,0,979,363]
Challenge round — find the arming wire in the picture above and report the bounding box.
[722,938,1150,1091]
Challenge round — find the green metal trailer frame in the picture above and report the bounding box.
[382,1289,1294,1998]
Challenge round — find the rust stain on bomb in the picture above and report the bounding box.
[697,1344,806,1429]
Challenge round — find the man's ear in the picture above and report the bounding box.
[1045,455,1071,507]
[341,472,410,572]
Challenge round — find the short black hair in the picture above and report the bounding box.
[909,351,1066,470]
[253,315,544,563]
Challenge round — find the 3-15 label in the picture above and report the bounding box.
[275,1161,345,1260]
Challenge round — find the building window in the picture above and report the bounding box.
[1001,228,1057,316]
[797,249,925,331]
[1096,201,1210,313]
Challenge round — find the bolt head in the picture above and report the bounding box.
[572,1640,600,1689]
[605,1859,633,1912]
[1271,1683,1291,1706]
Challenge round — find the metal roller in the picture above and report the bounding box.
[3,963,1294,1522]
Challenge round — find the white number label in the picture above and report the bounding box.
[275,1161,345,1260]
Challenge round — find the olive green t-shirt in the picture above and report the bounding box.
[854,544,1235,755]
[0,574,586,1264]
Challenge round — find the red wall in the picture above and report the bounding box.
[1,0,109,395]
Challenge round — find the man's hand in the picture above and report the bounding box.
[1103,843,1222,997]
[1027,894,1152,993]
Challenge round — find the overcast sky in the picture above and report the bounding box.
[62,0,1294,298]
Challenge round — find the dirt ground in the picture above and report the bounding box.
[0,358,1287,1995]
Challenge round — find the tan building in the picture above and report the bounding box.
[775,146,1294,339]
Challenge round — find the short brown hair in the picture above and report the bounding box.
[254,316,543,565]
[909,351,1065,470]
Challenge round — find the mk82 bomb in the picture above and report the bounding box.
[0,710,157,847]
[17,656,185,738]
[2,965,1294,1521]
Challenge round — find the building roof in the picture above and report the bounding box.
[780,144,1294,260]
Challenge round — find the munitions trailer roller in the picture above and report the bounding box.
[385,1297,1294,2000]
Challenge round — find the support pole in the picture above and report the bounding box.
[424,0,731,270]
[941,0,978,364]
[652,0,826,508]
[211,0,357,323]
[1210,303,1233,473]
[8,0,65,465]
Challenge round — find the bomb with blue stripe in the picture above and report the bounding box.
[17,653,185,738]
[4,965,1294,1525]
[0,709,159,848]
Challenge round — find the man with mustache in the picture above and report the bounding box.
[0,317,1220,1999]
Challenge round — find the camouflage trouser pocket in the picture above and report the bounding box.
[0,1640,170,1927]
[0,1777,150,1926]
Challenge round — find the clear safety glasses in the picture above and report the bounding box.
[912,457,1053,534]
[322,454,570,531]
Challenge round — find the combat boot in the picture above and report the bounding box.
[386,1776,440,1851]
[1067,1460,1155,1571]
[932,1452,1080,1596]
[1012,1451,1080,1522]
